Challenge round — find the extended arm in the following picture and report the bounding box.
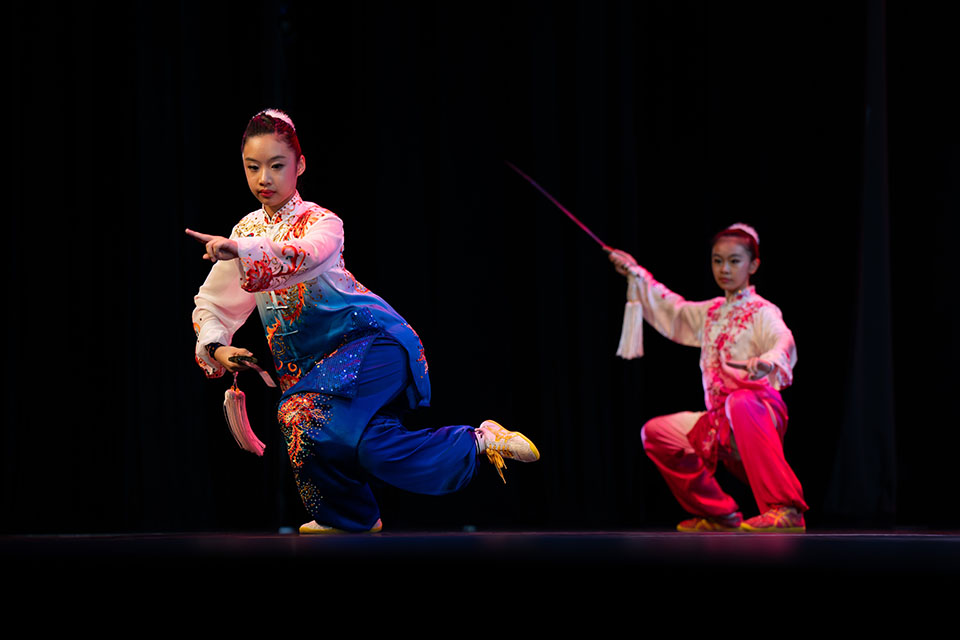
[609,248,709,358]
[190,232,258,377]
[234,213,344,292]
[186,210,343,293]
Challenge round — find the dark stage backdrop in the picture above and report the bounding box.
[5,1,957,533]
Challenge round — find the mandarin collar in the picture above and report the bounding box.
[265,192,303,224]
[724,285,756,306]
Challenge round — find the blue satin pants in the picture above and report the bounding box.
[277,336,478,531]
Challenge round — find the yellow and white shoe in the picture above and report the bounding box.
[476,420,540,483]
[299,518,383,535]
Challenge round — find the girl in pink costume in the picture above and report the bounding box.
[609,224,807,532]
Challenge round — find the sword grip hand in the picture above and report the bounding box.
[215,346,255,372]
[608,248,638,276]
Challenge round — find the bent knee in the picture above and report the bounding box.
[641,412,703,458]
[725,389,764,412]
[640,415,675,450]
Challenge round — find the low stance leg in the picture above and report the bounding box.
[641,411,740,524]
[725,390,807,532]
[278,392,382,533]
[280,336,539,533]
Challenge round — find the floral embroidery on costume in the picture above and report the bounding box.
[403,322,429,375]
[240,244,309,292]
[278,393,331,470]
[192,321,221,377]
[619,269,796,410]
[619,262,807,517]
[192,191,432,407]
[285,209,326,240]
[702,288,766,409]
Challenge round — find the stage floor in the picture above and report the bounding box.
[5,529,959,576]
[5,530,958,618]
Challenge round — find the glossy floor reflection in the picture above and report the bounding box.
[5,530,958,576]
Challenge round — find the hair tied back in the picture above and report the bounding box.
[260,108,296,131]
[725,222,759,247]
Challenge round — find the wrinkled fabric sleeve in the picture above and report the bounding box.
[192,228,259,378]
[753,305,797,389]
[617,264,709,359]
[235,213,344,293]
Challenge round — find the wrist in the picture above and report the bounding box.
[206,342,225,359]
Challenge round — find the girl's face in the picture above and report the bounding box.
[711,237,759,297]
[242,133,305,215]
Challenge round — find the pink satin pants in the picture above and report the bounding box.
[641,389,808,517]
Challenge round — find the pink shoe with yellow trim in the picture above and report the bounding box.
[740,506,806,533]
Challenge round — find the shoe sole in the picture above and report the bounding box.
[739,525,806,533]
[676,512,743,532]
[299,519,383,535]
[676,524,742,533]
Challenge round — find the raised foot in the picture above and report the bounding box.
[476,419,540,483]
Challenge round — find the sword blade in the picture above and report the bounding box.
[506,161,610,251]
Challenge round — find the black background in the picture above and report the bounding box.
[4,1,957,533]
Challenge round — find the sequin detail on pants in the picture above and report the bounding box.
[274,337,478,532]
[278,394,332,470]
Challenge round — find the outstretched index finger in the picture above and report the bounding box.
[185,228,214,244]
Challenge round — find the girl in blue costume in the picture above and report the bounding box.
[187,109,539,533]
